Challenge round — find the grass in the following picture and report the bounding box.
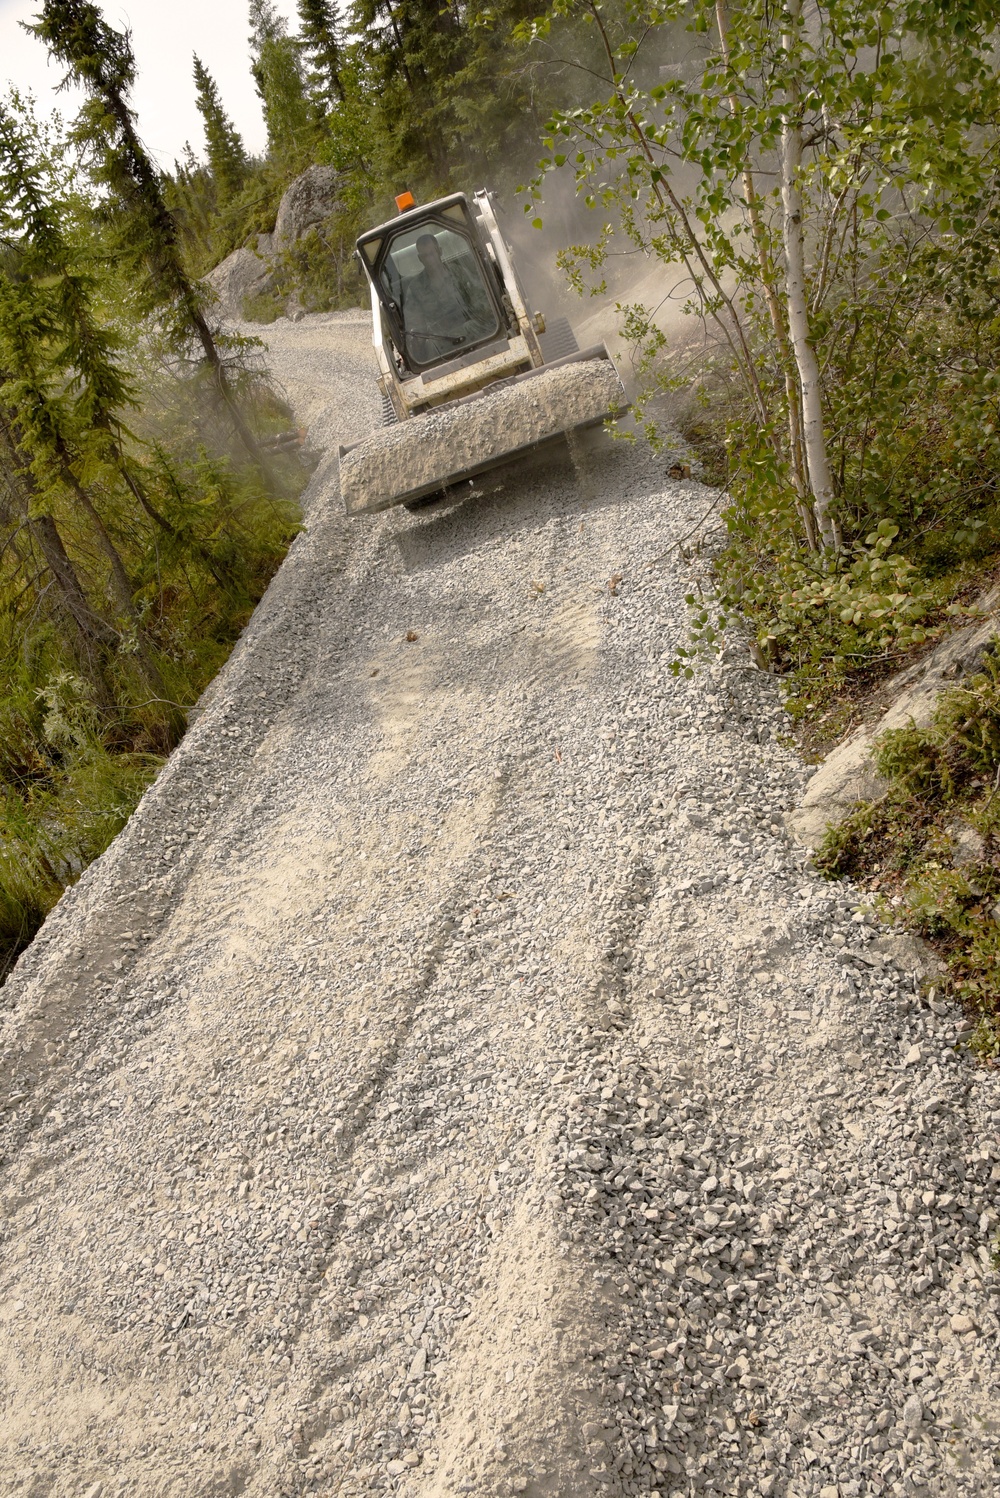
[0,742,159,981]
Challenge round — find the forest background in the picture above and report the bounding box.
[5,0,1000,1037]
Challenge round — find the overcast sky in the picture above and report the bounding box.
[0,0,302,167]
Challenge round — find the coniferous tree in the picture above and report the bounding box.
[0,86,304,967]
[249,0,313,165]
[166,144,219,272]
[348,0,549,189]
[0,102,181,540]
[31,0,265,469]
[0,395,116,670]
[0,265,184,719]
[0,98,186,729]
[297,0,345,107]
[192,55,248,202]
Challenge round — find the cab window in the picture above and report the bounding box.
[378,225,499,368]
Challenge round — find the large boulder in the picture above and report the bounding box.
[788,589,1000,847]
[204,245,275,322]
[271,163,342,248]
[205,165,345,321]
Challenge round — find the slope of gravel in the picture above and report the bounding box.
[0,308,998,1498]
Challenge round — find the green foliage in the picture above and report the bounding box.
[338,0,564,200]
[524,0,1000,692]
[0,86,306,980]
[711,490,949,679]
[241,288,286,324]
[0,649,162,982]
[31,0,234,393]
[154,0,593,312]
[250,0,316,170]
[297,0,345,109]
[193,55,249,204]
[816,646,1000,1040]
[268,219,362,315]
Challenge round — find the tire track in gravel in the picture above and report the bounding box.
[0,309,998,1498]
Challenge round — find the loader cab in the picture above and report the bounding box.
[356,194,512,376]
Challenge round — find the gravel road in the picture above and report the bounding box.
[1,310,998,1498]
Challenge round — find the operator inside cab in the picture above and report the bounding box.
[400,232,495,362]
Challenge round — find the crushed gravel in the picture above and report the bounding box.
[0,308,997,1498]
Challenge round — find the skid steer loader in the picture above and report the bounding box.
[337,188,625,515]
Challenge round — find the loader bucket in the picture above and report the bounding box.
[338,349,624,516]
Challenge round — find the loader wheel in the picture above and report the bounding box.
[403,490,445,512]
[537,315,580,364]
[379,390,398,427]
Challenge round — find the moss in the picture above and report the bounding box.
[816,643,1000,1042]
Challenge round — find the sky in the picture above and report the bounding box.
[0,0,302,167]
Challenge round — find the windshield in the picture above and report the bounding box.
[377,225,499,367]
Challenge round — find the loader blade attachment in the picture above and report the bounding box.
[339,352,624,516]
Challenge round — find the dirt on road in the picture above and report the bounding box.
[0,311,998,1498]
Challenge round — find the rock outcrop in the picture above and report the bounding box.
[205,164,344,322]
[204,245,276,321]
[789,592,1000,846]
[269,164,342,249]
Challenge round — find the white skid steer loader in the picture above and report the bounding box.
[337,188,625,515]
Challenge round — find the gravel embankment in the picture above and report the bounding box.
[0,308,997,1498]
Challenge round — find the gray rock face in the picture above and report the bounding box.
[204,244,275,321]
[789,595,1000,846]
[271,163,342,248]
[947,818,986,866]
[205,164,345,321]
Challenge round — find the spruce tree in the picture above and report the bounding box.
[31,1,265,470]
[297,0,345,108]
[349,0,542,187]
[0,98,184,730]
[0,101,180,541]
[192,55,248,202]
[249,0,313,164]
[0,398,116,669]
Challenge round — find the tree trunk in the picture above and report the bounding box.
[57,456,138,615]
[33,511,118,649]
[95,83,271,478]
[715,0,817,551]
[55,452,185,741]
[187,299,273,478]
[0,405,118,682]
[118,454,177,537]
[781,1,838,550]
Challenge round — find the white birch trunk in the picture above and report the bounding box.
[781,4,838,550]
[715,0,816,548]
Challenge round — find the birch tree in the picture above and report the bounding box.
[524,0,1000,557]
[778,0,838,549]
